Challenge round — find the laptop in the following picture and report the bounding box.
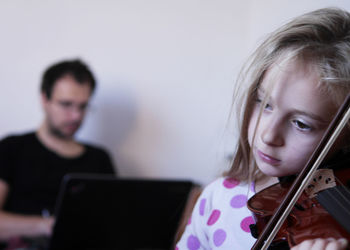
[47,174,196,250]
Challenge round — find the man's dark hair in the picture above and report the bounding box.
[41,59,96,99]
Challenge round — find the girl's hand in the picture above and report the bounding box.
[291,238,348,250]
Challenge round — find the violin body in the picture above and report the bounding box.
[248,178,350,247]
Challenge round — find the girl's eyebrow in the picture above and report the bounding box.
[257,86,264,93]
[257,86,269,96]
[256,87,269,100]
[256,87,265,96]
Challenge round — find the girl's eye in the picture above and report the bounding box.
[292,120,312,131]
[255,97,272,111]
[264,103,272,111]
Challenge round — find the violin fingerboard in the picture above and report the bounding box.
[317,186,350,233]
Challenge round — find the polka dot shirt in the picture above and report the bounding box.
[175,177,256,250]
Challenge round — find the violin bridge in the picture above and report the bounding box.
[304,169,336,198]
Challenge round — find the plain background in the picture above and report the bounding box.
[0,0,349,185]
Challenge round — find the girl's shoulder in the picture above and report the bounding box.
[198,176,253,212]
[203,176,252,196]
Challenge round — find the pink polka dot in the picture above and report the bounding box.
[230,194,247,208]
[213,229,226,246]
[175,247,179,250]
[199,198,206,216]
[187,235,200,250]
[240,216,255,232]
[207,209,220,226]
[187,216,192,225]
[223,177,240,189]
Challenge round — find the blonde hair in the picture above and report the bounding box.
[226,7,350,182]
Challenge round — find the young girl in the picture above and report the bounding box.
[176,7,350,250]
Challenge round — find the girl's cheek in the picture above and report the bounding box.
[248,120,256,146]
[248,110,260,146]
[289,146,313,171]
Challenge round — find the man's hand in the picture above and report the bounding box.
[36,216,55,236]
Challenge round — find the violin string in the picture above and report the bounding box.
[320,181,350,234]
[331,176,350,208]
[330,188,350,216]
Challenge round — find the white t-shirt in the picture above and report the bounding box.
[175,177,256,250]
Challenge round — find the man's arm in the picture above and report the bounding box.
[0,179,54,241]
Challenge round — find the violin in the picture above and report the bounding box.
[248,168,350,248]
[248,95,350,249]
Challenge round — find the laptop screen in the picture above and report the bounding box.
[48,174,195,250]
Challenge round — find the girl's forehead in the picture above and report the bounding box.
[259,58,320,91]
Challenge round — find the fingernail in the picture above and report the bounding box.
[338,238,348,248]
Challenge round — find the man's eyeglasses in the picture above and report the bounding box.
[53,100,89,113]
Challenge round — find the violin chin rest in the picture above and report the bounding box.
[249,224,259,239]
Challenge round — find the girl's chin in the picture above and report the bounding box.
[258,167,297,178]
[257,165,285,178]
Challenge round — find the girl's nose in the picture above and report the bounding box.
[261,119,284,147]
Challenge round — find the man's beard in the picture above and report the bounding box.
[48,123,79,139]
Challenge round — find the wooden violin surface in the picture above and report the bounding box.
[248,177,350,247]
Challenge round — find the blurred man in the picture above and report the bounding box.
[0,59,116,247]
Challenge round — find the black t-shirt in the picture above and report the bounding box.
[0,132,116,216]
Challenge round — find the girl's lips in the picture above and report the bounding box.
[257,150,281,165]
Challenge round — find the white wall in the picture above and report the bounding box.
[0,0,349,185]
